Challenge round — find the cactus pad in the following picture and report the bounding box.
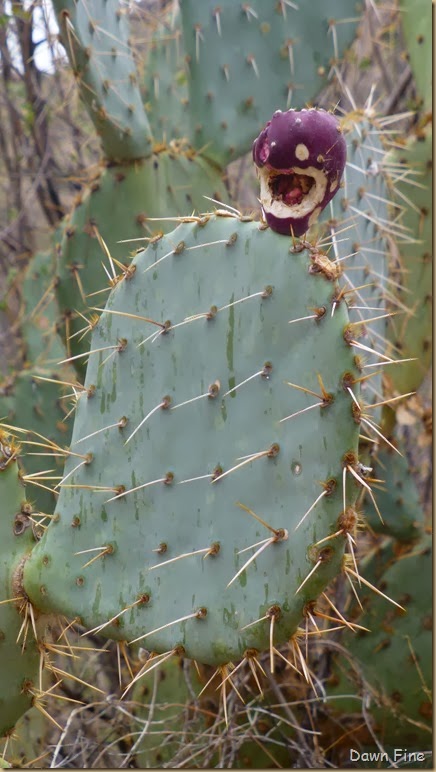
[24,214,363,667]
[399,0,431,113]
[141,7,190,144]
[0,371,73,517]
[316,111,393,420]
[20,250,65,368]
[0,433,40,737]
[363,441,424,543]
[53,0,152,161]
[131,656,204,767]
[179,0,361,166]
[384,126,432,395]
[55,153,229,374]
[328,534,432,748]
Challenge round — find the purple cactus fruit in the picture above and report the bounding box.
[252,108,347,237]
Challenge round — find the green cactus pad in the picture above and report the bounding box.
[1,706,48,768]
[20,250,66,368]
[53,0,152,161]
[24,214,362,666]
[317,111,391,421]
[0,433,40,737]
[55,153,229,375]
[0,371,73,517]
[131,656,204,767]
[384,126,432,395]
[0,239,76,518]
[179,1,361,166]
[131,654,297,768]
[328,534,432,748]
[363,441,425,543]
[141,8,190,144]
[399,0,431,113]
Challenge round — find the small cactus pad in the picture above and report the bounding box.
[179,0,361,166]
[20,250,66,368]
[1,706,48,768]
[328,534,432,748]
[0,371,73,517]
[0,433,40,737]
[399,0,431,113]
[253,108,347,236]
[141,6,190,144]
[363,441,424,543]
[53,0,152,161]
[384,126,432,395]
[131,656,204,767]
[130,653,296,767]
[24,214,363,666]
[55,153,229,374]
[316,111,392,421]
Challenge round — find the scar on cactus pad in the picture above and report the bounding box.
[253,108,346,236]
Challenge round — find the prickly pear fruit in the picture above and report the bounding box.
[253,109,346,236]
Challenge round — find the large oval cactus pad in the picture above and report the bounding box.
[24,215,362,665]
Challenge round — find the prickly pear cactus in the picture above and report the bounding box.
[50,0,366,377]
[0,372,73,517]
[131,655,205,767]
[52,0,153,160]
[141,6,190,144]
[399,0,431,114]
[0,239,78,517]
[24,213,363,666]
[384,126,432,395]
[363,440,425,543]
[55,153,229,374]
[179,0,361,165]
[131,652,302,768]
[252,106,398,425]
[316,110,393,420]
[0,432,40,736]
[327,534,432,748]
[1,706,49,769]
[19,250,65,368]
